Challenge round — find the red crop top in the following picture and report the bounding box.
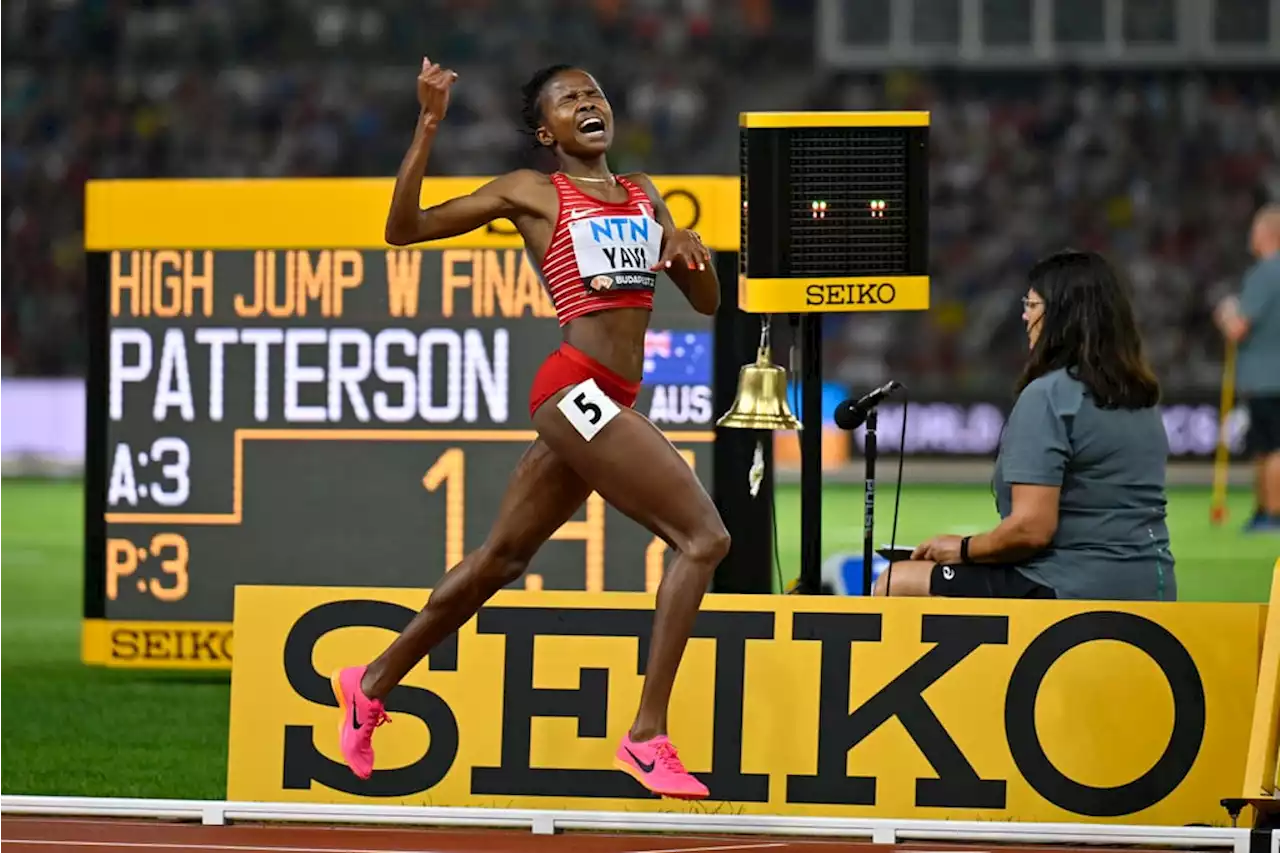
[536,173,662,326]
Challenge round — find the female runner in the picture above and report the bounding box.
[331,59,727,801]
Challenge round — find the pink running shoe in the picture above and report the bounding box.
[330,666,390,779]
[613,733,709,800]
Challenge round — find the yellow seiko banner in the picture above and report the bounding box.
[227,586,1264,825]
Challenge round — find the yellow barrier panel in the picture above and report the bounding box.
[1242,559,1280,798]
[228,586,1264,825]
[84,176,740,251]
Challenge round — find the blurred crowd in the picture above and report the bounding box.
[3,0,1277,400]
[822,68,1280,398]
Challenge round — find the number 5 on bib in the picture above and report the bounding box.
[557,378,622,441]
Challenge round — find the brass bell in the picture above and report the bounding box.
[716,323,802,431]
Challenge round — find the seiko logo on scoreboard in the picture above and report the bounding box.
[109,625,232,664]
[806,282,898,307]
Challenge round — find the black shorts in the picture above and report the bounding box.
[928,563,1056,599]
[1245,395,1280,457]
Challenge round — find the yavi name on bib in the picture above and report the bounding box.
[570,215,661,294]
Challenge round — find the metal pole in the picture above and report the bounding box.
[798,314,823,594]
[862,409,877,596]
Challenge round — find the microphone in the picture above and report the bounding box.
[833,380,904,430]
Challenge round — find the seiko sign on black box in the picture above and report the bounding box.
[739,112,930,313]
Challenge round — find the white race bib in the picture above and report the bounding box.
[556,378,622,441]
[568,213,662,294]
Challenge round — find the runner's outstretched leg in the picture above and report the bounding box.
[332,439,592,779]
[534,386,729,799]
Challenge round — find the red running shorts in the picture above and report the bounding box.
[528,342,642,419]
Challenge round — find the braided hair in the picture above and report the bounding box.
[520,64,575,149]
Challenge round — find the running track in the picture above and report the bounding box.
[0,817,1200,853]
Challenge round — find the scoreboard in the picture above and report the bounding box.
[738,111,930,313]
[83,177,738,668]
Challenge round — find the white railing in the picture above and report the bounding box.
[0,794,1265,852]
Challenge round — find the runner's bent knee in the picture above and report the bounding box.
[677,521,730,566]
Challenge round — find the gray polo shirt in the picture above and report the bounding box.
[994,368,1176,601]
[1236,254,1280,396]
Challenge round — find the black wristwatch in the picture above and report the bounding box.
[960,536,972,564]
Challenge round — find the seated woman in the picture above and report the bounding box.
[876,249,1176,601]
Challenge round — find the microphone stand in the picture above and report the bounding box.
[834,379,904,597]
[862,409,877,597]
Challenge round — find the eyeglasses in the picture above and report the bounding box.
[1021,297,1044,311]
